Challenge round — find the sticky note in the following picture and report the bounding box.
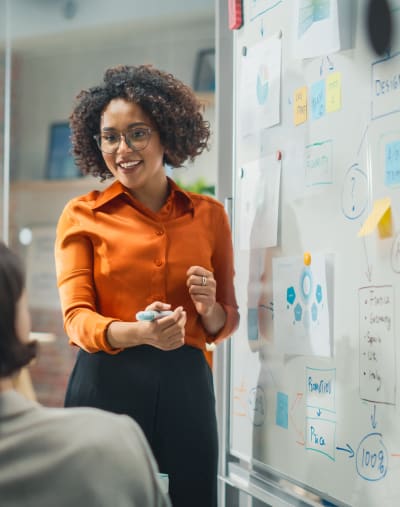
[294,86,308,125]
[358,197,392,238]
[311,79,326,120]
[326,72,341,113]
[247,308,259,341]
[276,391,288,429]
[385,140,400,186]
[304,252,312,266]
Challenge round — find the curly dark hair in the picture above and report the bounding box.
[0,242,37,378]
[69,64,211,181]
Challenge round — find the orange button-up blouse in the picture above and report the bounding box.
[55,178,239,356]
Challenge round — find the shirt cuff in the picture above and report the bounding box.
[96,319,124,354]
[206,304,240,345]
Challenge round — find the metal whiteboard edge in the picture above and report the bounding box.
[224,458,351,507]
[220,472,311,507]
[224,197,233,227]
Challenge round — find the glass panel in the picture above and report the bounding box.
[7,0,215,406]
[0,0,7,241]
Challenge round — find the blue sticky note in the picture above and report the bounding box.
[311,80,326,120]
[276,391,288,429]
[247,308,258,341]
[385,141,400,186]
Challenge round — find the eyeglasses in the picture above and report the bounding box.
[93,126,152,154]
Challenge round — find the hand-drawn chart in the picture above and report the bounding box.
[238,155,281,250]
[305,139,333,187]
[358,285,396,405]
[272,253,331,357]
[372,52,400,120]
[303,368,389,485]
[238,36,282,137]
[305,367,336,460]
[297,0,330,38]
[294,0,351,59]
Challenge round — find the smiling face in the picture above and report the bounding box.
[100,98,167,198]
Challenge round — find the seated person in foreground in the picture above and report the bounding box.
[0,241,170,507]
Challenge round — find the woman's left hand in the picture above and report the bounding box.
[186,265,216,317]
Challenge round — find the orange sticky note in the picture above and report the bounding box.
[358,197,392,238]
[294,86,308,125]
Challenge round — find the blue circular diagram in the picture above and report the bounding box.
[300,268,313,303]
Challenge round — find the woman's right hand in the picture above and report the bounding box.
[106,304,186,351]
[141,303,186,351]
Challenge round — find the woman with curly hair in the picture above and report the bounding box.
[55,64,239,507]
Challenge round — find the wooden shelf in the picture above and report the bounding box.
[196,92,215,108]
[11,176,105,192]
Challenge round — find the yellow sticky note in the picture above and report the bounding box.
[378,207,393,238]
[326,72,342,113]
[358,197,392,238]
[294,86,308,125]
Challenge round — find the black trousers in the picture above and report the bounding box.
[65,345,218,507]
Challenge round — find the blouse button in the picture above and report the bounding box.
[155,259,163,267]
[156,230,164,236]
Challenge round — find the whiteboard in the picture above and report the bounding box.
[228,0,400,505]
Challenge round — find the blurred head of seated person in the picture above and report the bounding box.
[0,241,171,507]
[0,242,36,391]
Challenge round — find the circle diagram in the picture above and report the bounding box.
[341,163,368,220]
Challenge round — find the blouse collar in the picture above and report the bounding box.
[91,177,194,213]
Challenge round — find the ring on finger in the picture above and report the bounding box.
[201,275,207,287]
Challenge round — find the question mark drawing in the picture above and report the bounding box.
[341,164,368,220]
[351,175,356,212]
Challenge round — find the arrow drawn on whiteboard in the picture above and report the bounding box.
[320,56,335,76]
[291,392,303,411]
[264,364,278,389]
[336,443,355,458]
[362,237,373,282]
[371,404,377,429]
[357,125,369,157]
[290,393,305,445]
